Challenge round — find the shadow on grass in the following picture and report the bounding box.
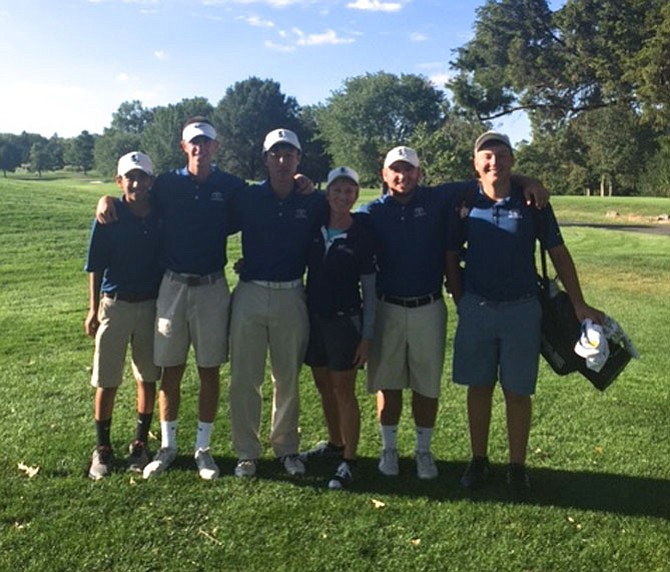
[245,456,670,520]
[75,453,669,520]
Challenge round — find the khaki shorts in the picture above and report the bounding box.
[91,296,159,388]
[367,297,447,399]
[154,272,231,368]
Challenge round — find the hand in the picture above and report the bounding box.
[573,302,606,326]
[96,196,118,224]
[294,173,314,195]
[352,339,369,369]
[524,182,549,208]
[84,309,99,337]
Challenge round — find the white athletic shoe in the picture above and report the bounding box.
[280,454,306,476]
[142,447,177,479]
[415,450,438,480]
[195,448,220,480]
[234,459,257,478]
[378,448,399,476]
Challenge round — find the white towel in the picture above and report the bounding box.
[574,319,609,372]
[574,316,640,373]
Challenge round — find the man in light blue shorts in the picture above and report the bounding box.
[445,131,604,499]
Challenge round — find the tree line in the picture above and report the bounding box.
[1,0,668,196]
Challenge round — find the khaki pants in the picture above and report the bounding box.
[229,281,309,459]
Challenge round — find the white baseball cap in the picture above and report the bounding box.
[263,128,301,153]
[117,151,154,177]
[182,121,217,143]
[383,146,420,169]
[327,166,360,187]
[474,131,512,153]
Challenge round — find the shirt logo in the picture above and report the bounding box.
[413,207,427,218]
[211,192,224,202]
[295,208,308,219]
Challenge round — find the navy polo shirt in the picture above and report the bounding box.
[85,198,163,295]
[361,182,472,298]
[151,166,245,276]
[306,214,377,317]
[231,181,328,282]
[446,185,564,301]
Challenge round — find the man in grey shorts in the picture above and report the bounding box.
[446,131,604,498]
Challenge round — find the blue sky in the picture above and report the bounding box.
[0,0,563,143]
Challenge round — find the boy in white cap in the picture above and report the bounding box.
[85,151,162,479]
[140,116,245,481]
[228,128,327,478]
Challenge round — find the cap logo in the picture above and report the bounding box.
[131,153,140,164]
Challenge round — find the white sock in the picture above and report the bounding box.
[380,425,398,450]
[161,420,177,449]
[195,421,213,452]
[415,426,433,453]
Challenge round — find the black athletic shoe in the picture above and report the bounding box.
[328,460,355,490]
[506,463,531,501]
[299,441,344,463]
[460,456,490,489]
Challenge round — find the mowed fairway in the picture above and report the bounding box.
[0,174,668,571]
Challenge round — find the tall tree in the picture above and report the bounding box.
[316,72,444,184]
[450,0,664,127]
[70,130,96,173]
[409,106,485,185]
[214,77,301,181]
[141,97,213,174]
[111,100,153,134]
[28,142,48,177]
[0,138,22,177]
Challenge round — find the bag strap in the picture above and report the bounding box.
[532,204,551,290]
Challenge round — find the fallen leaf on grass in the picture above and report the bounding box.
[370,498,386,509]
[594,446,604,455]
[410,538,421,546]
[198,528,222,546]
[17,462,40,478]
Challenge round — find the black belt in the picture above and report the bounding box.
[103,292,156,303]
[165,269,223,287]
[379,292,442,308]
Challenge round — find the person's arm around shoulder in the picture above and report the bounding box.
[84,272,103,337]
[511,174,549,208]
[548,244,606,324]
[95,196,119,224]
[294,173,314,195]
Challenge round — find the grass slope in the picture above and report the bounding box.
[0,175,668,571]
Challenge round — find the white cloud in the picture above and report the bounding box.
[346,0,402,13]
[292,27,355,46]
[240,15,275,27]
[203,0,310,7]
[410,32,428,42]
[117,72,131,82]
[429,73,453,89]
[153,49,168,60]
[265,40,296,52]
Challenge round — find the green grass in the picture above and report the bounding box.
[0,174,668,571]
